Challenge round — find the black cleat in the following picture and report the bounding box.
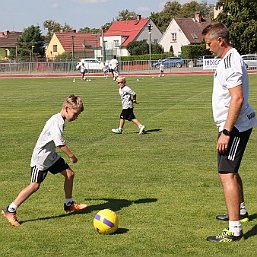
[216,212,249,223]
[207,229,243,243]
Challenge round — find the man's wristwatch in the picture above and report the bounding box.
[222,129,231,136]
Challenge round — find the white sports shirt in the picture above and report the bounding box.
[119,85,136,109]
[30,113,65,170]
[212,48,257,132]
[109,58,118,70]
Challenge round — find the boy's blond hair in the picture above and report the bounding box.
[63,94,84,112]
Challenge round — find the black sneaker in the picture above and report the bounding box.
[207,229,243,243]
[216,212,249,223]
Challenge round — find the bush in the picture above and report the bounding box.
[181,44,210,59]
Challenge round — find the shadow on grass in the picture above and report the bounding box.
[243,213,257,240]
[249,213,257,222]
[20,197,157,225]
[127,128,162,134]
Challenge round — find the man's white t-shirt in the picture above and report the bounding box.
[30,113,65,170]
[119,85,136,109]
[212,48,257,132]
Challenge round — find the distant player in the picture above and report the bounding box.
[112,76,145,134]
[159,63,164,77]
[109,55,119,81]
[76,62,87,80]
[2,95,87,227]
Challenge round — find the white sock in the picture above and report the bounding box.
[65,198,73,206]
[240,202,247,215]
[229,220,242,236]
[138,124,143,128]
[8,202,17,212]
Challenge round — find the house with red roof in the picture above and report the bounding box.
[99,15,162,59]
[45,31,100,60]
[0,31,22,60]
[159,12,211,56]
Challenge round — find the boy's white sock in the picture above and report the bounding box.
[65,198,73,206]
[8,202,17,212]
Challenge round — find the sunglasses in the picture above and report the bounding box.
[117,81,123,84]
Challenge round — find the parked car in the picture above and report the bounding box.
[241,54,257,69]
[152,57,185,68]
[77,58,103,71]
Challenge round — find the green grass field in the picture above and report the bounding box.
[1,74,257,257]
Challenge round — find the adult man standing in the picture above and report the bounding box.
[202,23,257,242]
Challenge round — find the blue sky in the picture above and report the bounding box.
[1,0,217,33]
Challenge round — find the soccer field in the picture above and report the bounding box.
[1,75,257,256]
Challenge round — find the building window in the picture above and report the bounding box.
[171,33,177,42]
[191,33,198,39]
[53,45,57,52]
[114,40,120,47]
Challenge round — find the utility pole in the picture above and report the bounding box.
[71,35,75,69]
[148,23,153,67]
[101,27,105,62]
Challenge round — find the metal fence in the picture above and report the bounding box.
[0,58,256,75]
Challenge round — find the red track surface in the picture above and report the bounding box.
[0,70,256,79]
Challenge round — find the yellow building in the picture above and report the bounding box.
[46,31,100,60]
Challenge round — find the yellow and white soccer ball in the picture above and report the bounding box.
[93,209,119,235]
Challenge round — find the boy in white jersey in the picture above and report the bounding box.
[2,95,87,227]
[112,76,145,134]
[109,56,119,81]
[202,23,257,242]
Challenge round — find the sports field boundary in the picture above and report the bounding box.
[0,70,257,79]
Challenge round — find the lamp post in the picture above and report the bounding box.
[31,45,34,62]
[147,23,152,67]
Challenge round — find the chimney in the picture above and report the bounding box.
[136,15,141,21]
[135,14,141,24]
[3,30,10,36]
[194,11,202,23]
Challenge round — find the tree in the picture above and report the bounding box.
[127,40,164,55]
[127,40,149,55]
[150,1,181,33]
[152,43,164,54]
[15,25,45,60]
[216,0,257,54]
[43,20,73,42]
[150,0,214,33]
[178,1,213,18]
[79,27,100,34]
[116,9,137,21]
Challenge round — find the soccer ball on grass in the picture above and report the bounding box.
[93,209,119,235]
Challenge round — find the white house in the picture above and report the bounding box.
[159,12,211,56]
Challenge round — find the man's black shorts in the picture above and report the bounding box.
[120,108,136,121]
[217,127,252,173]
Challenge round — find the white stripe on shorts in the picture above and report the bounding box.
[31,166,40,183]
[228,136,240,161]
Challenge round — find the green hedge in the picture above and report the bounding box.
[120,53,173,61]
